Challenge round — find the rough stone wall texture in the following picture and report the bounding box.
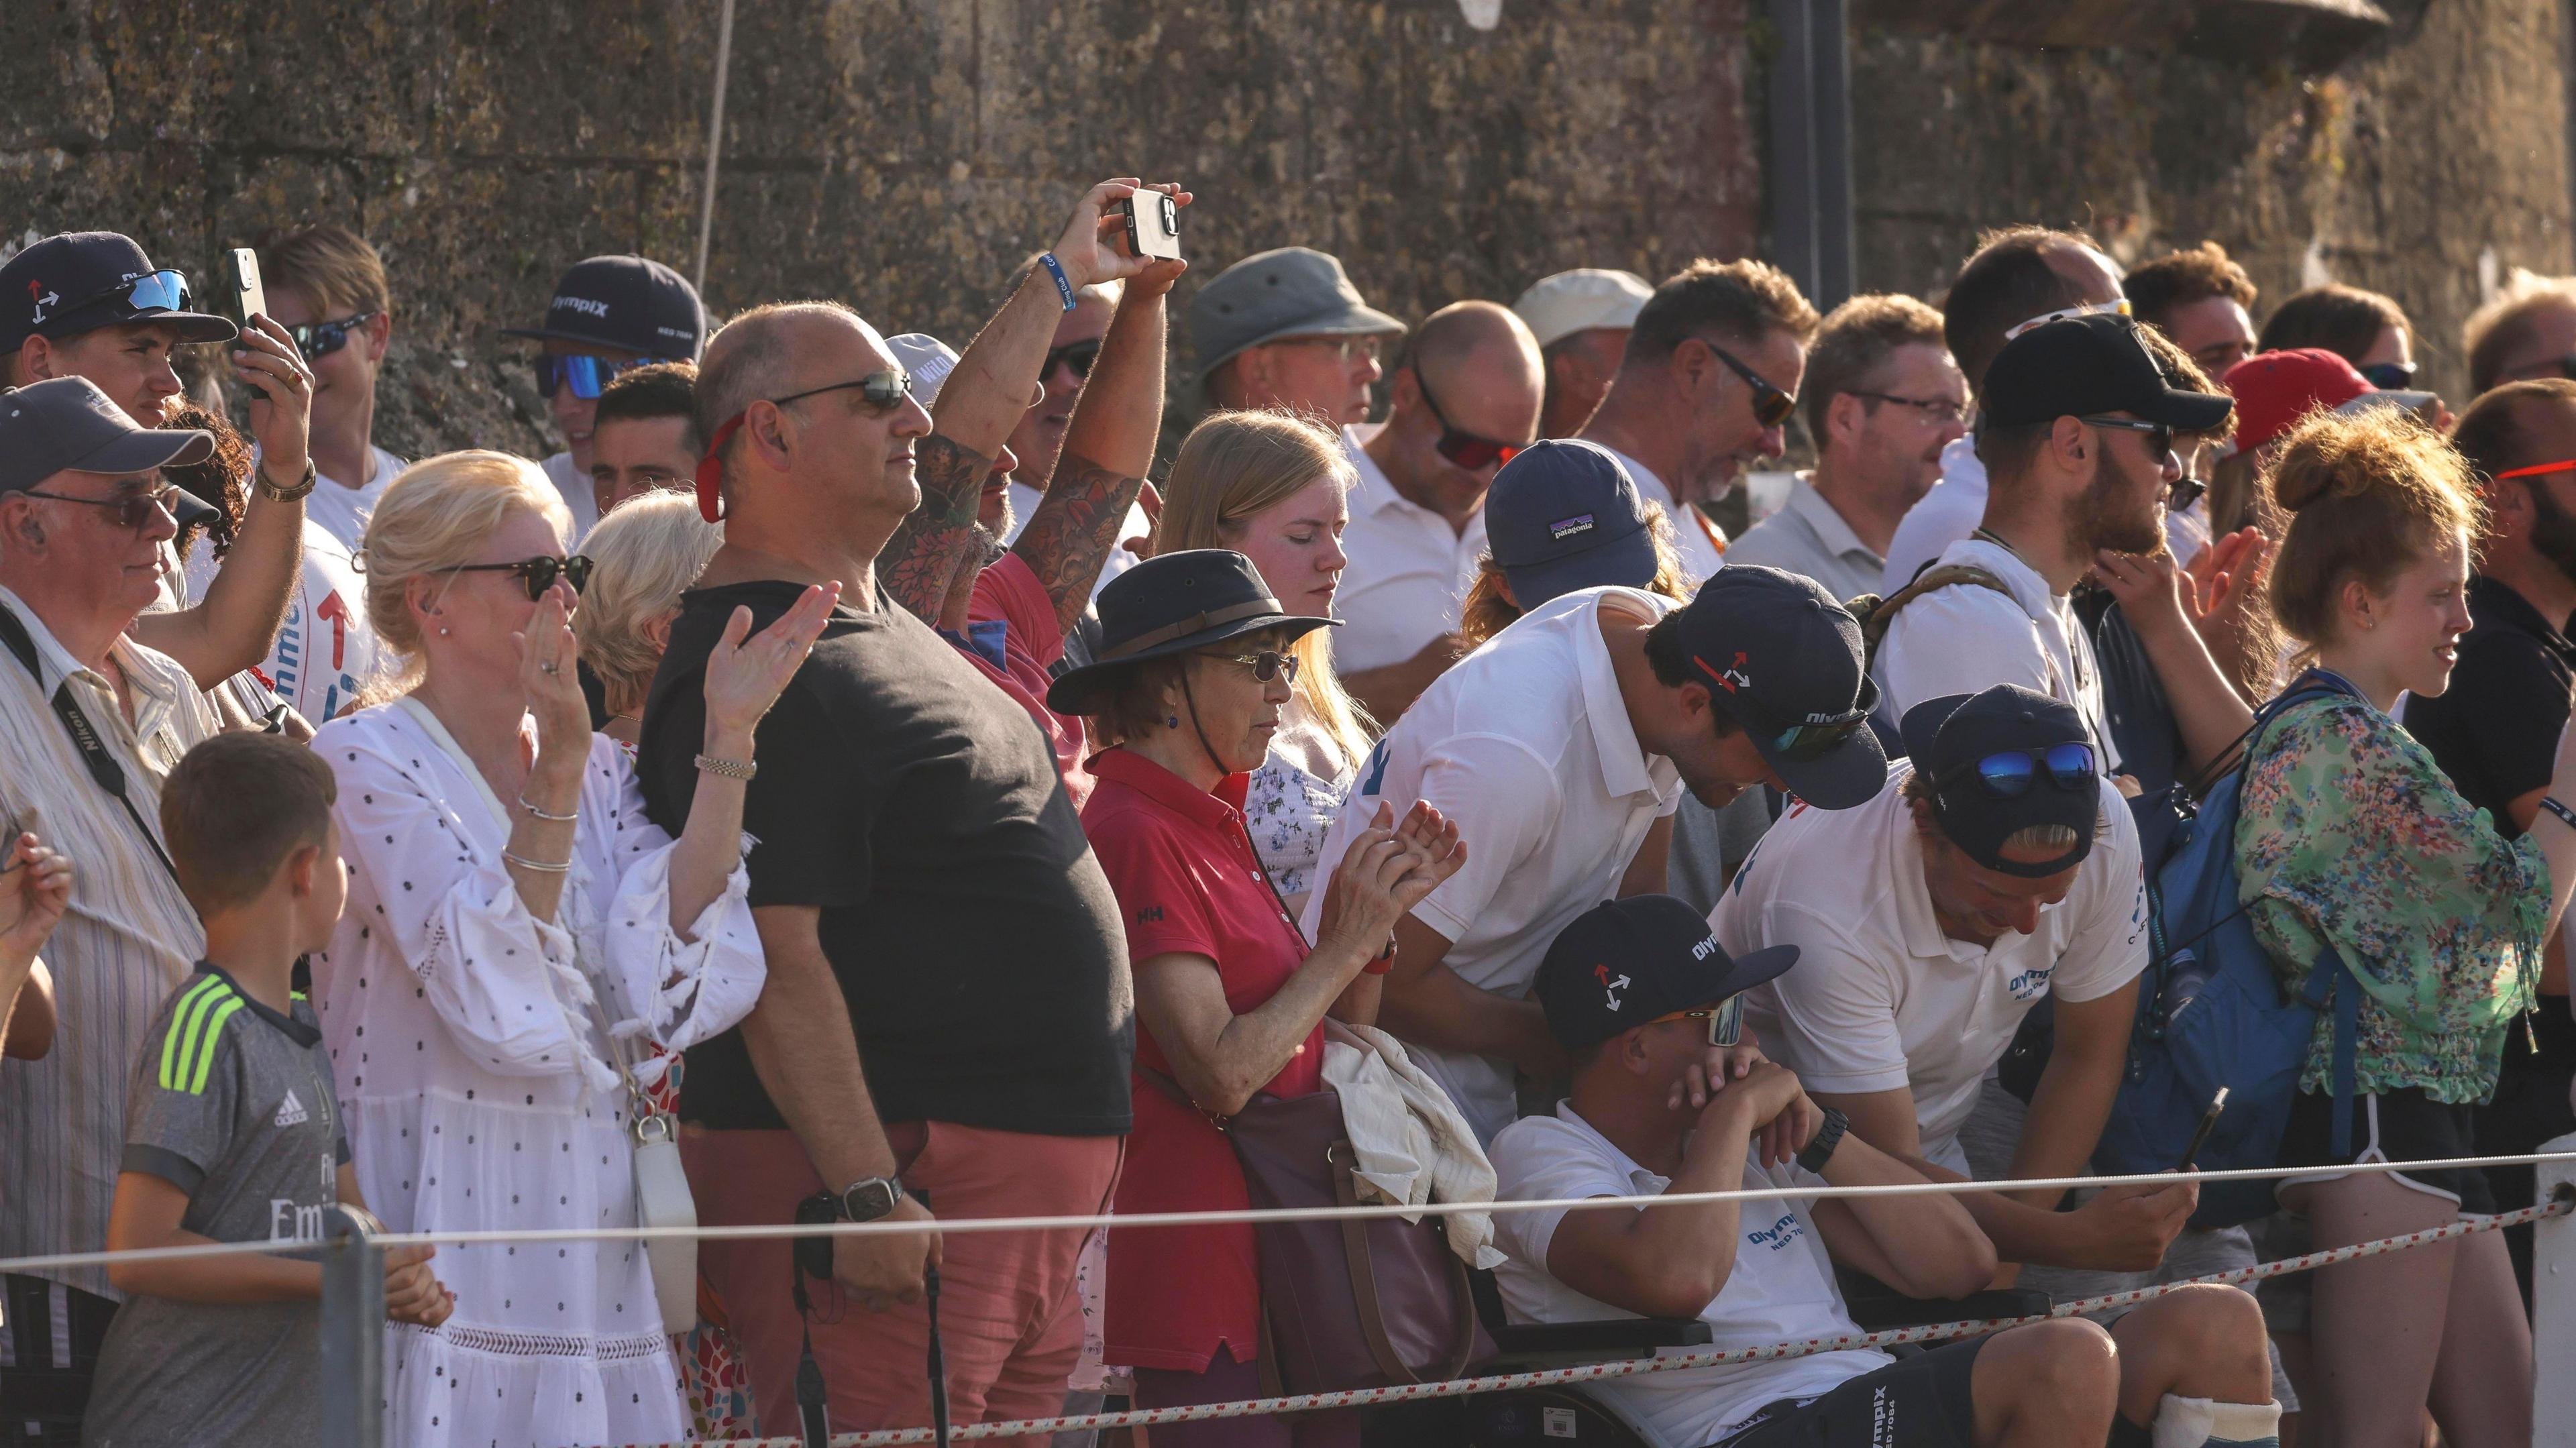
[1849,0,2575,404]
[0,0,1760,462]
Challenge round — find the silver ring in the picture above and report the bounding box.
[539,661,561,675]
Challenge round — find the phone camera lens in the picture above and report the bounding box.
[1161,196,1179,230]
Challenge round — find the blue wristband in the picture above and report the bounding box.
[1038,253,1077,313]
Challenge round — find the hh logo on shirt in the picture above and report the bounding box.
[1746,1211,1804,1251]
[1136,906,1165,924]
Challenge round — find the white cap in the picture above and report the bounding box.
[1511,269,1655,350]
[883,332,959,406]
[2337,388,2440,421]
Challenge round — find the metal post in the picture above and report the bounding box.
[2536,1133,2576,1445]
[1766,0,1856,312]
[694,0,740,292]
[319,1205,386,1448]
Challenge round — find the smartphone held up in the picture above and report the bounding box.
[1118,191,1184,262]
[218,247,266,329]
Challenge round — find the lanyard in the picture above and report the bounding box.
[0,600,181,885]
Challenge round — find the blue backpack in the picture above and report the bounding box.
[2093,674,2363,1229]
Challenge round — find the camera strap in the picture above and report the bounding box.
[0,599,181,885]
[925,1264,951,1448]
[788,1260,832,1448]
[788,1193,949,1448]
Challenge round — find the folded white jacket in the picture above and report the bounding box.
[1320,1020,1505,1269]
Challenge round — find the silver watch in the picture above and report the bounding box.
[839,1175,907,1223]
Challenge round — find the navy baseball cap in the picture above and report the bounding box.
[1535,895,1798,1053]
[1899,686,2102,878]
[502,256,706,359]
[1666,565,1886,810]
[1485,441,1660,610]
[1981,313,2234,433]
[0,233,235,353]
[0,378,211,494]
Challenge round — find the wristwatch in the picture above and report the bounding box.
[838,1174,908,1223]
[257,456,320,504]
[1796,1107,1850,1176]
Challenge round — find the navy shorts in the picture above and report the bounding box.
[1714,1335,1988,1448]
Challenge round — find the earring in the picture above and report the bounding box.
[439,626,451,636]
[1167,714,1181,728]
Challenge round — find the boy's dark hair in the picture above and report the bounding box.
[2255,284,2410,366]
[1942,225,2102,399]
[1625,259,1821,368]
[161,734,338,914]
[2123,241,2259,334]
[595,360,704,453]
[1641,612,1746,740]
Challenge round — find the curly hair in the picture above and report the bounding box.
[162,400,250,562]
[2123,242,2259,333]
[2266,408,2485,647]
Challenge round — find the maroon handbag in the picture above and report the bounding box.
[1142,1070,1488,1394]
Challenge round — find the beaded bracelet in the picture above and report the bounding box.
[696,753,757,781]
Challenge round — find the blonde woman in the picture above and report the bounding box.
[1155,410,1378,915]
[312,451,832,1447]
[576,492,725,750]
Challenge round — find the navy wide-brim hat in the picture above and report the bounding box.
[1046,549,1339,715]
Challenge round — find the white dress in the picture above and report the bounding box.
[311,700,763,1448]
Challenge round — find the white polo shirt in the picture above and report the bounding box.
[1301,587,1682,1141]
[1872,535,2122,773]
[1491,1102,1890,1446]
[1713,765,2149,1172]
[1589,443,1724,583]
[1332,423,1489,673]
[1880,435,1986,593]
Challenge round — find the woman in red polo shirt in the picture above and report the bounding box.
[1048,548,1464,1447]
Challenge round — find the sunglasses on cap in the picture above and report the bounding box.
[1411,368,1524,471]
[1699,341,1799,430]
[1042,337,1101,383]
[2080,414,2176,461]
[447,553,594,601]
[1203,648,1301,684]
[536,353,658,401]
[20,480,180,533]
[692,370,916,523]
[1694,658,1872,762]
[1942,742,2098,799]
[2359,360,2418,390]
[288,311,378,361]
[1648,995,1745,1048]
[64,269,196,321]
[2002,298,2132,341]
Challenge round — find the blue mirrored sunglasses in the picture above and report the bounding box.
[1953,742,2098,799]
[535,353,652,400]
[67,269,194,319]
[288,312,378,361]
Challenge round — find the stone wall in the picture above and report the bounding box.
[0,0,1762,461]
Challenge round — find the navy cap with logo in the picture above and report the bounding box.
[1534,895,1799,1054]
[1484,441,1660,610]
[502,256,707,359]
[1898,685,2103,879]
[1980,313,2235,433]
[0,377,212,495]
[0,232,236,355]
[1665,565,1886,810]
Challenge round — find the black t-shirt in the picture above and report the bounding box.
[637,580,1133,1137]
[2404,573,2576,836]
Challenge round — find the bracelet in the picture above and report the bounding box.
[516,793,578,822]
[1038,253,1077,312]
[256,457,319,503]
[500,850,571,873]
[695,753,757,781]
[2542,797,2576,834]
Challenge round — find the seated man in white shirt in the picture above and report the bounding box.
[1304,565,1888,1144]
[1493,894,2281,1448]
[1717,685,2192,1278]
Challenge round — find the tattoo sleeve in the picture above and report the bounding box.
[1011,451,1152,638]
[881,433,992,624]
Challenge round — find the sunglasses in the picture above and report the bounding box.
[1411,369,1525,470]
[1701,341,1799,429]
[2359,361,2418,390]
[66,269,195,320]
[2003,298,2133,341]
[1945,742,2098,799]
[448,554,594,600]
[288,311,378,361]
[771,370,914,415]
[1042,337,1102,383]
[536,354,657,401]
[1649,995,1746,1048]
[20,480,179,532]
[1205,649,1301,684]
[1692,656,1872,762]
[2080,414,2176,461]
[692,370,917,524]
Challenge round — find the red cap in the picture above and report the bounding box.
[2222,349,2371,455]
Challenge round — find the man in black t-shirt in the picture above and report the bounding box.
[2406,378,2576,1303]
[639,196,1146,1435]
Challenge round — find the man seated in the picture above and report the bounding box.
[1492,894,2282,1448]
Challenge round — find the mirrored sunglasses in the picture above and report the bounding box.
[288,312,379,361]
[1206,649,1301,684]
[536,353,653,401]
[1413,369,1523,470]
[448,554,594,601]
[1649,994,1745,1048]
[1949,742,2098,799]
[67,269,195,319]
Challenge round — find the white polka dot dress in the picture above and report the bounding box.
[311,704,765,1448]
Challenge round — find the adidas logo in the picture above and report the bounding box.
[274,1090,309,1128]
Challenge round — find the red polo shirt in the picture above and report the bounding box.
[1081,746,1324,1373]
[959,553,1091,806]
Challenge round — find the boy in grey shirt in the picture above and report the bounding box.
[85,735,450,1447]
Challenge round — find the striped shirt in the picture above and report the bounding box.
[0,586,215,1300]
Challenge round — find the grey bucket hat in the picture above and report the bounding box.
[1189,247,1406,385]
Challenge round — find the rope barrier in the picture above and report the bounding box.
[623,1186,2576,1447]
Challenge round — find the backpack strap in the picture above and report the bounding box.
[1847,564,2016,654]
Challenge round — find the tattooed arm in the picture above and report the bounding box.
[881,434,994,624]
[1012,254,1185,636]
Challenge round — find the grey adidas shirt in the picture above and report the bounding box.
[85,966,351,1448]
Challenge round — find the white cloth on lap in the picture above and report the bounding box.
[1320,1022,1505,1269]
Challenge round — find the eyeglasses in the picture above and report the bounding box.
[447,554,594,600]
[1851,390,1971,426]
[1042,338,1101,383]
[2359,361,2418,390]
[771,370,914,416]
[2079,415,2176,461]
[1943,742,2098,799]
[2003,298,2132,341]
[1411,369,1525,471]
[1285,335,1383,366]
[19,480,178,532]
[288,312,378,361]
[1204,649,1301,684]
[1648,995,1746,1048]
[536,354,661,401]
[64,270,195,320]
[1698,341,1799,429]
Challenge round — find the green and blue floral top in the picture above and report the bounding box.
[2236,690,2548,1104]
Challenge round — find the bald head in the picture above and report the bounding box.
[1371,300,1545,525]
[696,302,882,454]
[1413,301,1542,386]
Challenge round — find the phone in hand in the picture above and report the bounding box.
[1118,191,1183,262]
[2178,1087,2228,1172]
[218,247,266,328]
